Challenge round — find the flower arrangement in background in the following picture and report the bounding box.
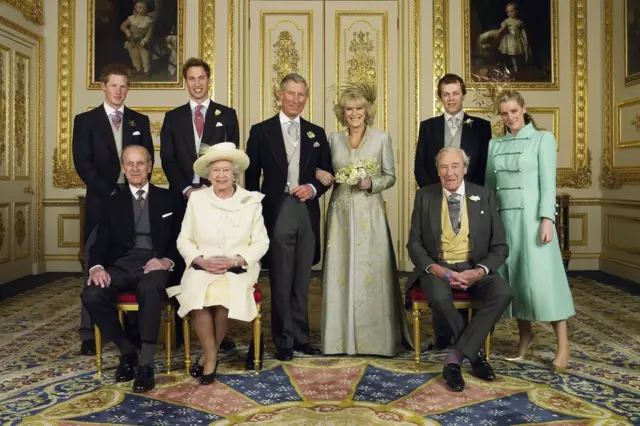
[470,67,516,136]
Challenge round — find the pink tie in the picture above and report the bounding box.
[112,111,122,130]
[194,105,204,138]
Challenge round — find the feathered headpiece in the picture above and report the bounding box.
[336,80,377,105]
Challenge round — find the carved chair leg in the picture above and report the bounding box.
[94,325,102,376]
[253,304,262,375]
[412,303,421,372]
[183,314,191,374]
[165,305,173,374]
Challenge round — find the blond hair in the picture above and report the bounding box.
[333,81,377,127]
[496,89,538,129]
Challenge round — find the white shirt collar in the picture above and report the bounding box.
[279,111,301,126]
[443,181,466,198]
[103,102,125,116]
[189,97,211,112]
[443,110,465,123]
[129,182,150,198]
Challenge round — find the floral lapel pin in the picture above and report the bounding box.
[215,109,221,116]
[128,120,136,127]
[469,195,481,202]
[307,131,315,138]
[240,196,252,204]
[464,118,473,127]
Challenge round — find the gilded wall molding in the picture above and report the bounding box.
[1,0,44,26]
[602,0,640,187]
[605,214,640,255]
[14,53,28,180]
[432,0,447,115]
[14,203,29,259]
[200,0,215,99]
[0,204,7,264]
[57,213,80,248]
[0,45,7,179]
[568,212,588,246]
[412,0,419,151]
[228,0,235,107]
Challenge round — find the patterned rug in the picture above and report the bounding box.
[0,276,638,425]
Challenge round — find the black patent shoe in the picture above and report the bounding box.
[133,366,155,393]
[190,355,204,378]
[293,343,322,356]
[471,351,496,381]
[115,353,137,382]
[442,363,465,392]
[200,360,219,385]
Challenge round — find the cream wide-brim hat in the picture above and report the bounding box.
[193,142,250,178]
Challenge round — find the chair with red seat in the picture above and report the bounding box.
[94,293,174,375]
[182,283,263,375]
[410,286,491,372]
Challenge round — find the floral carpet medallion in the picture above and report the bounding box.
[0,276,638,425]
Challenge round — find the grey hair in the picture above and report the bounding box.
[120,144,152,165]
[435,146,470,168]
[206,161,242,182]
[279,73,309,95]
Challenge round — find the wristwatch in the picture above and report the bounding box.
[445,271,453,281]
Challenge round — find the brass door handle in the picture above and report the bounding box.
[24,186,34,194]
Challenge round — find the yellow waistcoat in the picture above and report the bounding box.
[441,194,471,263]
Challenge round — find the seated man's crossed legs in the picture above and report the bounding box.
[82,257,170,393]
[420,262,512,392]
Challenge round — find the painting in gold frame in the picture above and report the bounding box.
[625,0,640,85]
[463,0,558,90]
[87,0,185,89]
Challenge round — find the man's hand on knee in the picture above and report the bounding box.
[88,266,111,288]
[143,258,172,274]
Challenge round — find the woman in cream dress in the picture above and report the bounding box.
[167,143,269,384]
[316,82,411,356]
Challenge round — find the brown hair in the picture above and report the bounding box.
[496,89,538,129]
[99,63,131,85]
[437,73,467,98]
[181,57,211,80]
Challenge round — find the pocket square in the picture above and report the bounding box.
[162,212,173,218]
[313,142,320,147]
[132,131,141,136]
[216,122,224,127]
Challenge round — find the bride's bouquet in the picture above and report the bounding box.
[334,158,378,185]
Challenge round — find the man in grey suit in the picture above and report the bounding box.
[406,146,512,392]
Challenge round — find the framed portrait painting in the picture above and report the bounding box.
[87,0,185,89]
[625,0,640,85]
[463,0,558,89]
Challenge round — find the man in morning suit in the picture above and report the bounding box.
[82,145,179,393]
[245,73,333,362]
[160,57,239,351]
[414,73,493,349]
[72,63,154,357]
[406,146,512,392]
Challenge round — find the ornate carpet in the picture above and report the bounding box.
[0,276,638,425]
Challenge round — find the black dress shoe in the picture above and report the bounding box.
[200,359,219,385]
[293,343,322,356]
[133,366,155,392]
[275,348,293,361]
[80,339,96,356]
[115,353,137,382]
[442,364,465,392]
[220,336,236,352]
[471,351,496,381]
[245,337,265,371]
[190,355,204,378]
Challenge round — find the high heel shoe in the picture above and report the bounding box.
[200,359,219,385]
[505,335,536,361]
[190,355,204,378]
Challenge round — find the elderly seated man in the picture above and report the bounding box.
[406,146,513,392]
[82,145,180,393]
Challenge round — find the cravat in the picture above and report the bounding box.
[111,110,122,131]
[194,104,204,138]
[447,193,462,234]
[448,116,460,135]
[287,120,299,142]
[136,189,146,208]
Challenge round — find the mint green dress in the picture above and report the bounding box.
[485,123,575,321]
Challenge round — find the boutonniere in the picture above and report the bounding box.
[240,196,252,204]
[128,120,136,127]
[469,195,481,202]
[215,109,221,116]
[464,118,473,127]
[307,131,315,138]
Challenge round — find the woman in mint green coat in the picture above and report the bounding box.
[485,90,574,373]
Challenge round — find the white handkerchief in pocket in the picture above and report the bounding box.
[313,142,320,147]
[132,131,141,136]
[162,212,173,218]
[216,122,224,127]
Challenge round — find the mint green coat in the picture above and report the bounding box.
[485,123,575,321]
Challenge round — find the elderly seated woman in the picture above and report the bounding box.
[167,142,269,385]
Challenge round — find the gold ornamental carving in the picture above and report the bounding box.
[14,55,27,171]
[347,31,376,89]
[271,31,300,114]
[0,47,6,168]
[0,211,4,251]
[432,0,448,115]
[1,0,44,25]
[200,0,215,98]
[15,209,26,247]
[150,120,162,137]
[633,112,640,131]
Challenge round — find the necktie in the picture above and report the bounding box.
[112,110,122,130]
[194,104,204,138]
[287,120,299,142]
[136,189,146,208]
[449,116,459,135]
[447,193,462,234]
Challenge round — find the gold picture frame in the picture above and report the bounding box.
[625,0,640,85]
[86,0,185,90]
[463,0,559,90]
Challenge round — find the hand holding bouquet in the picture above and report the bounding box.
[335,158,378,185]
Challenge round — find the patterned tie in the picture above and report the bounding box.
[447,193,462,234]
[112,110,122,130]
[448,116,459,135]
[287,120,299,142]
[194,104,204,138]
[136,189,146,208]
